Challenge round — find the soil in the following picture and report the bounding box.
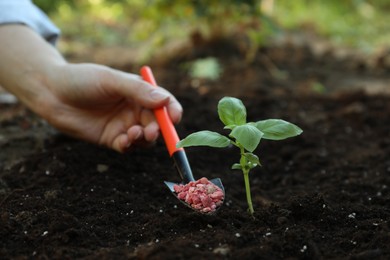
[1,34,390,259]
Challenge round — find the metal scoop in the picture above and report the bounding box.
[140,66,224,214]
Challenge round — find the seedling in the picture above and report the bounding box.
[177,97,303,216]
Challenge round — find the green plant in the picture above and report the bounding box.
[177,97,302,216]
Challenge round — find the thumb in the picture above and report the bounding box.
[108,69,171,108]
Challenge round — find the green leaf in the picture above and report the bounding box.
[244,153,261,167]
[223,125,236,130]
[218,97,247,126]
[231,163,242,170]
[230,124,263,152]
[176,130,231,148]
[252,119,303,140]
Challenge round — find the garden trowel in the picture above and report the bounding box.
[140,66,224,214]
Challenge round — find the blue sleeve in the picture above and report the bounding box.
[0,0,60,45]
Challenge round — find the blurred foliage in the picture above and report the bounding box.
[33,0,390,58]
[274,0,390,52]
[33,0,264,40]
[188,57,222,81]
[32,0,269,49]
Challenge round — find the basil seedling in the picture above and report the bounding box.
[177,97,302,216]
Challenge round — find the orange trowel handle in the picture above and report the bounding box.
[140,66,183,157]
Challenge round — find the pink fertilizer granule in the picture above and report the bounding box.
[173,177,224,213]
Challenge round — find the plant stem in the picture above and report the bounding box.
[243,168,254,216]
[239,145,255,216]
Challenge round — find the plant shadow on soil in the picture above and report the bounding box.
[1,37,390,259]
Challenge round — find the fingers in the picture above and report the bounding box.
[112,124,160,153]
[166,95,183,124]
[112,133,130,153]
[109,71,170,107]
[106,69,183,123]
[132,108,160,144]
[98,67,184,153]
[112,125,144,153]
[139,109,160,142]
[112,110,161,152]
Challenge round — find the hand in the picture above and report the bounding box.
[0,25,182,153]
[41,63,182,152]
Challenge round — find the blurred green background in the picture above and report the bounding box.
[33,0,390,61]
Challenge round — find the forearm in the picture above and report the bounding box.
[0,24,66,115]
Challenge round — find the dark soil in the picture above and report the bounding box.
[1,36,390,259]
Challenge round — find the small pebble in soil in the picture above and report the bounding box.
[348,212,356,219]
[235,233,241,238]
[300,245,307,253]
[44,190,59,200]
[97,164,109,173]
[213,245,230,256]
[173,177,224,213]
[277,216,288,225]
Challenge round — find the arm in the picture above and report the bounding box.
[0,0,60,44]
[0,25,65,112]
[0,25,182,152]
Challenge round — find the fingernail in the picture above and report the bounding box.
[150,90,170,101]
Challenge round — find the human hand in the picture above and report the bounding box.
[0,25,183,152]
[38,63,182,152]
